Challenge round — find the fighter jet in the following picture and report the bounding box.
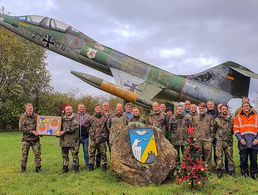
[1,14,257,108]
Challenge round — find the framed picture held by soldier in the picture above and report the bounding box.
[36,116,62,136]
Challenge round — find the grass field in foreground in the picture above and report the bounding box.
[0,132,257,195]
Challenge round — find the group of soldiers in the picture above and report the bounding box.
[19,97,257,180]
[165,98,257,180]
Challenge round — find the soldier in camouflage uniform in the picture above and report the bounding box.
[95,102,112,168]
[130,107,146,124]
[88,104,108,172]
[168,105,185,163]
[107,103,128,150]
[214,105,235,178]
[206,100,220,167]
[19,103,41,173]
[59,104,80,173]
[183,104,198,128]
[192,103,215,170]
[159,104,167,122]
[147,102,166,134]
[164,107,173,135]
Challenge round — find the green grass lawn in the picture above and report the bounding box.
[0,132,257,195]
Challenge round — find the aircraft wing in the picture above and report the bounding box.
[110,68,164,101]
[229,67,258,79]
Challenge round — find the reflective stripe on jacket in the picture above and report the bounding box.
[233,111,258,149]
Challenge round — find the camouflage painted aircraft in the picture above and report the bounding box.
[1,14,258,108]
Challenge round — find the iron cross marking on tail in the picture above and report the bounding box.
[124,83,142,93]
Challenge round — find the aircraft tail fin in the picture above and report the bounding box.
[185,61,258,98]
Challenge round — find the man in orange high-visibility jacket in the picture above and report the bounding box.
[233,102,258,180]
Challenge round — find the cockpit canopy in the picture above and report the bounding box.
[16,15,79,33]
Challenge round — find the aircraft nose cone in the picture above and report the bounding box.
[71,70,103,88]
[71,71,84,79]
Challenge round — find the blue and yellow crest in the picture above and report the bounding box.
[129,128,158,164]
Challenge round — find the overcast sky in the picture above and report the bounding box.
[1,0,258,106]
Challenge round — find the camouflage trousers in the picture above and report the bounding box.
[61,147,79,167]
[96,140,110,165]
[215,141,235,171]
[89,139,107,166]
[196,140,212,169]
[21,141,41,167]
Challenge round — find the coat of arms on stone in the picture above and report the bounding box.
[129,128,158,164]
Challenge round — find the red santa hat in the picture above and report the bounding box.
[64,104,72,110]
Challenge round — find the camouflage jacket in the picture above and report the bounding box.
[214,114,233,142]
[147,111,165,132]
[103,112,112,118]
[207,109,219,119]
[60,113,79,147]
[129,115,146,124]
[103,112,111,136]
[107,112,128,145]
[160,111,167,118]
[192,114,215,141]
[183,112,198,128]
[165,115,172,132]
[89,113,108,144]
[19,112,39,142]
[169,114,185,145]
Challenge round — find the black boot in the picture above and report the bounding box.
[35,166,42,173]
[74,166,80,173]
[95,161,100,168]
[21,166,26,173]
[102,164,107,172]
[89,164,94,171]
[63,165,68,173]
[251,174,257,180]
[217,169,222,178]
[241,169,249,178]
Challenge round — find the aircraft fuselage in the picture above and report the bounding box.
[0,14,235,105]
